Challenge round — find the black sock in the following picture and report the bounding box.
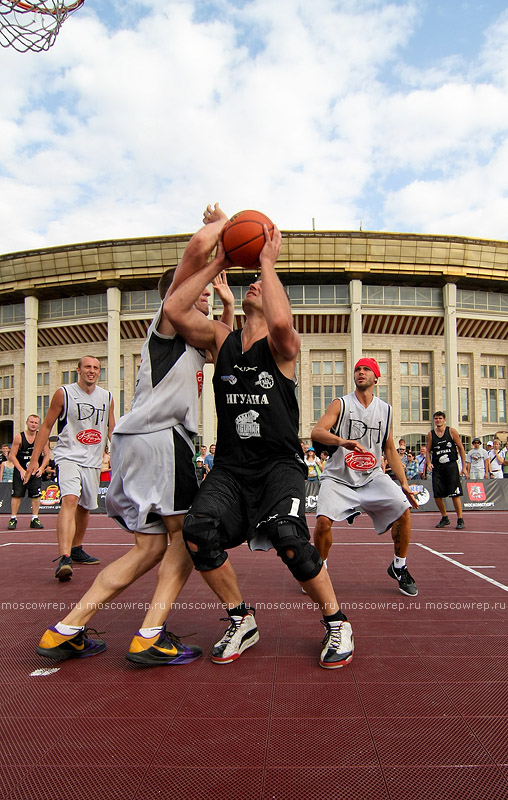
[229,602,248,617]
[324,609,348,623]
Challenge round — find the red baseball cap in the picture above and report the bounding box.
[354,358,381,378]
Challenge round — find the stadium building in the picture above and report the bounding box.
[1,229,508,453]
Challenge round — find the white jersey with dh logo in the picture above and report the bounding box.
[53,383,112,468]
[321,392,392,488]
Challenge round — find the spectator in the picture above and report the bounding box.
[465,438,490,480]
[305,447,322,482]
[397,439,409,467]
[405,451,419,480]
[318,450,329,471]
[195,456,206,485]
[488,439,505,479]
[0,449,15,482]
[0,443,10,463]
[204,444,215,474]
[416,444,427,478]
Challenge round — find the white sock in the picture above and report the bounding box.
[324,559,328,569]
[55,622,84,636]
[138,626,164,638]
[394,556,406,569]
[32,515,38,520]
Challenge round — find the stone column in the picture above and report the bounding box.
[350,279,363,376]
[24,296,38,419]
[107,287,121,416]
[443,283,459,428]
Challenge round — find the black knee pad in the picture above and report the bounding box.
[270,520,323,582]
[182,513,228,571]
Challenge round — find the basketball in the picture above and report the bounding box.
[221,210,274,267]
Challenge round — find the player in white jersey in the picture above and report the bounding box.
[35,205,235,666]
[25,356,115,581]
[312,358,419,597]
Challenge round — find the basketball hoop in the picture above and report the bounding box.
[0,0,85,52]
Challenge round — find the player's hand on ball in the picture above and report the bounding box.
[259,224,282,267]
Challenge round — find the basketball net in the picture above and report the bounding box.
[0,0,85,52]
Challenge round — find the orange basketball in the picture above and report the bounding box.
[221,210,274,267]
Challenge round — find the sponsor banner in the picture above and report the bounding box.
[304,477,508,514]
[0,481,110,514]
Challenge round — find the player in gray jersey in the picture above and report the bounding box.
[26,356,115,580]
[35,206,235,666]
[312,358,419,597]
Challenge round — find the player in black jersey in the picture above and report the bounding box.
[165,203,353,669]
[426,411,467,529]
[8,415,49,530]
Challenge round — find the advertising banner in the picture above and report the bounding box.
[304,478,508,514]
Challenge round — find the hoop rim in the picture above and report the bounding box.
[2,0,85,16]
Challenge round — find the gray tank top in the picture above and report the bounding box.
[322,392,391,487]
[53,383,111,468]
[114,304,206,437]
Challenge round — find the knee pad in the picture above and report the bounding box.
[270,520,322,582]
[182,513,228,571]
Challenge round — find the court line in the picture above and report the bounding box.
[415,542,508,593]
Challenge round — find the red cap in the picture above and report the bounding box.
[354,358,380,379]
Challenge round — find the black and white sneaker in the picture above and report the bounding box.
[387,562,418,596]
[211,608,259,664]
[319,619,354,669]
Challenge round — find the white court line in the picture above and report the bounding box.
[0,542,131,547]
[415,542,508,593]
[468,566,496,569]
[441,552,464,555]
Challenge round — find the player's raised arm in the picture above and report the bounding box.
[164,239,230,356]
[258,226,300,361]
[168,203,229,296]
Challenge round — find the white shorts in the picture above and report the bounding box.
[491,470,503,479]
[469,468,485,480]
[317,472,411,534]
[106,427,198,535]
[56,460,100,510]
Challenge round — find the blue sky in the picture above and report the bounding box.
[2,0,508,253]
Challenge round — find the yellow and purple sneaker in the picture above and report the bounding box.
[36,627,106,660]
[126,625,202,666]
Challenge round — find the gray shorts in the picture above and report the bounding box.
[106,427,198,534]
[317,472,411,534]
[56,460,100,510]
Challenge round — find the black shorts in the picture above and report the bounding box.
[188,460,310,550]
[12,470,42,499]
[432,462,463,499]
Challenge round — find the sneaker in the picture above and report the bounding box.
[54,555,73,582]
[211,608,259,664]
[456,518,465,530]
[30,517,44,529]
[71,546,100,565]
[435,516,450,528]
[7,517,17,530]
[36,626,106,660]
[126,624,202,666]
[319,619,354,669]
[387,562,418,596]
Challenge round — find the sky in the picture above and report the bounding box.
[2,0,508,254]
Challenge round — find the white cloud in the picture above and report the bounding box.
[2,0,508,251]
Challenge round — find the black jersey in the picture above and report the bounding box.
[17,431,43,469]
[213,331,305,475]
[430,426,458,467]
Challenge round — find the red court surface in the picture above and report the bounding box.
[1,511,508,800]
